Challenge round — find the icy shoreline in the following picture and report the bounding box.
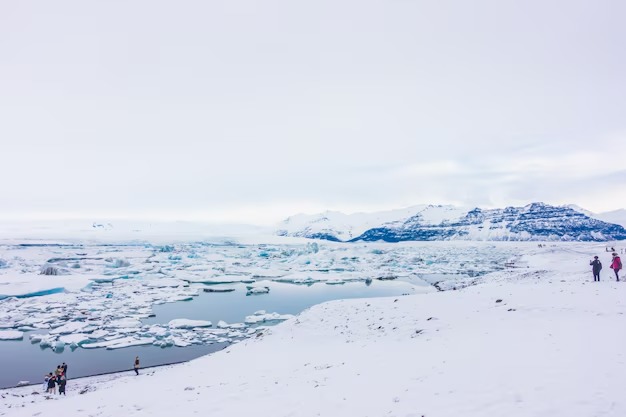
[0,240,511,357]
[2,242,626,416]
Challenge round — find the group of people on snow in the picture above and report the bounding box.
[40,356,139,396]
[43,362,68,395]
[590,252,622,282]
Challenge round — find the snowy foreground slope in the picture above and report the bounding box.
[3,244,626,417]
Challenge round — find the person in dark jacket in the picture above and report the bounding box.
[590,256,602,281]
[46,373,56,394]
[134,356,140,375]
[58,375,67,395]
[62,362,68,378]
[611,252,622,281]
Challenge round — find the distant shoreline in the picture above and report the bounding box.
[2,360,187,391]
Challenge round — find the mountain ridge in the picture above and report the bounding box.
[276,203,626,242]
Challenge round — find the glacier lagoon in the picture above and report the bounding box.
[0,279,417,388]
[0,240,517,388]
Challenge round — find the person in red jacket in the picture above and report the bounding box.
[610,252,622,281]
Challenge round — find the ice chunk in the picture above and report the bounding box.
[217,320,247,329]
[59,333,93,345]
[168,319,212,329]
[143,278,187,288]
[39,335,57,349]
[244,312,294,324]
[148,325,170,337]
[0,330,23,340]
[171,337,192,347]
[40,264,69,276]
[246,286,270,295]
[107,318,142,328]
[82,336,154,349]
[87,329,110,339]
[106,337,154,349]
[106,258,130,268]
[49,321,89,335]
[153,339,174,348]
[29,334,44,343]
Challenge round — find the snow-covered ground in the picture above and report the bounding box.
[1,241,625,416]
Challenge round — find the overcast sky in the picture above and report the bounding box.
[1,0,624,224]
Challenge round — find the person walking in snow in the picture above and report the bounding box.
[62,362,68,378]
[133,356,140,375]
[590,256,602,281]
[610,252,622,281]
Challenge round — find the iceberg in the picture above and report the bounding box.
[58,333,93,345]
[0,330,23,340]
[244,312,294,324]
[107,318,142,328]
[82,336,154,349]
[168,319,212,329]
[246,286,270,295]
[49,321,89,335]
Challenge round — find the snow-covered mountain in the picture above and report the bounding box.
[276,203,626,242]
[276,205,469,241]
[593,209,626,228]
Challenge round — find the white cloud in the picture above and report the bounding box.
[0,0,625,222]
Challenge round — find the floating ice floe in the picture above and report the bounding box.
[107,318,142,328]
[58,333,93,345]
[169,319,212,329]
[171,337,192,347]
[105,258,130,268]
[40,264,69,276]
[325,279,346,285]
[246,286,270,295]
[143,278,187,288]
[244,312,294,324]
[83,336,154,349]
[0,330,23,340]
[49,321,90,335]
[148,325,170,337]
[217,320,247,329]
[276,276,318,285]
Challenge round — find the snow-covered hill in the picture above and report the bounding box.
[276,205,468,241]
[277,203,626,242]
[593,209,626,228]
